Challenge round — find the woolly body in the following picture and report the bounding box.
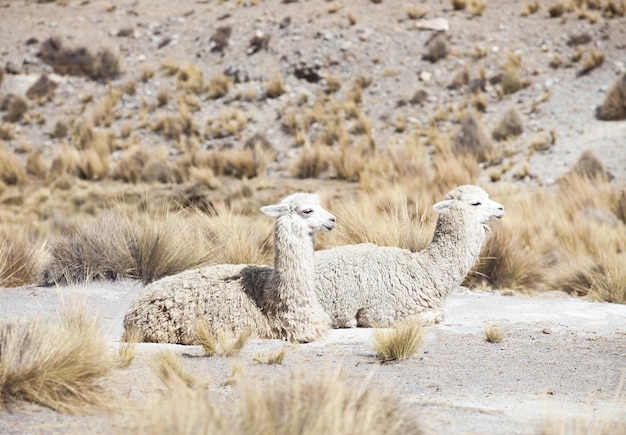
[123,192,335,344]
[314,185,504,328]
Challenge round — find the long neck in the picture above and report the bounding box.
[266,217,315,299]
[419,208,486,299]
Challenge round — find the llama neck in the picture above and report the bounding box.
[419,208,486,299]
[265,218,316,301]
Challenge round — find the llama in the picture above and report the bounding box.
[123,192,336,344]
[314,185,504,328]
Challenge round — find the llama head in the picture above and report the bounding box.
[261,192,337,234]
[432,185,504,223]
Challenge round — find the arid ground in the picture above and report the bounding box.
[1,0,625,434]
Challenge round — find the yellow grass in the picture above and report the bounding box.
[150,350,197,389]
[195,318,251,357]
[373,317,424,362]
[0,297,112,413]
[484,325,504,343]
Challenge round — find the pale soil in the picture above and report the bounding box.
[1,0,626,433]
[0,283,624,434]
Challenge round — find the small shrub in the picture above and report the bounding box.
[578,49,604,76]
[548,2,565,17]
[425,32,448,62]
[452,0,467,10]
[266,72,285,99]
[252,348,288,365]
[206,72,231,99]
[484,325,504,343]
[492,107,523,141]
[289,143,331,179]
[567,150,612,182]
[0,145,27,185]
[150,350,197,389]
[0,229,43,287]
[454,111,494,163]
[177,63,204,94]
[373,317,424,362]
[3,96,28,123]
[596,73,626,120]
[195,318,251,357]
[0,302,112,413]
[26,74,57,102]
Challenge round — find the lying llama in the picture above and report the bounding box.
[314,185,504,328]
[123,192,336,344]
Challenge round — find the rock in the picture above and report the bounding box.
[415,18,449,32]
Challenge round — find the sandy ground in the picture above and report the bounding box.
[0,282,624,434]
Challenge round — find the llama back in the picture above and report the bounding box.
[123,264,273,344]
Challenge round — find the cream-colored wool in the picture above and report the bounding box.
[123,192,336,344]
[314,185,504,328]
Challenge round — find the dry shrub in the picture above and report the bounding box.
[578,49,604,76]
[219,143,276,179]
[548,1,566,16]
[466,219,547,291]
[331,138,372,181]
[373,317,424,362]
[289,143,332,179]
[41,208,211,285]
[566,150,612,181]
[202,203,272,265]
[0,123,15,140]
[131,381,227,435]
[0,299,112,413]
[252,348,288,365]
[38,37,119,80]
[195,318,251,357]
[468,0,488,16]
[521,0,541,15]
[240,369,420,435]
[206,72,231,99]
[425,32,448,62]
[150,350,197,389]
[153,107,198,140]
[205,108,248,139]
[3,96,28,123]
[26,149,49,179]
[0,229,44,287]
[454,111,494,163]
[452,0,467,10]
[484,325,504,343]
[500,53,529,95]
[266,72,285,99]
[596,73,626,121]
[177,63,204,94]
[0,145,27,185]
[492,107,523,140]
[329,190,433,253]
[26,74,57,102]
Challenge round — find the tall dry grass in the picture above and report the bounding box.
[42,207,213,285]
[132,368,421,435]
[0,296,112,413]
[0,228,44,287]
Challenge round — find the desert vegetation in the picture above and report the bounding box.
[1,0,625,432]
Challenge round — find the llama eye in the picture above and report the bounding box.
[302,209,313,214]
[471,202,481,206]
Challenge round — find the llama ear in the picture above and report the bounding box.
[432,199,454,213]
[261,204,290,217]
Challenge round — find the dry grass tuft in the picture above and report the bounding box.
[241,368,421,434]
[578,49,604,76]
[176,63,204,94]
[452,0,468,10]
[195,318,251,357]
[289,143,332,179]
[252,348,289,365]
[42,208,211,285]
[596,73,626,121]
[500,53,529,95]
[567,150,612,181]
[373,317,424,362]
[492,107,523,141]
[425,32,448,62]
[117,327,141,369]
[0,229,44,288]
[38,37,119,80]
[454,111,494,163]
[3,96,28,123]
[0,144,27,185]
[521,0,541,16]
[206,72,232,99]
[0,298,112,413]
[26,74,58,102]
[266,72,285,99]
[150,350,197,389]
[484,325,504,343]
